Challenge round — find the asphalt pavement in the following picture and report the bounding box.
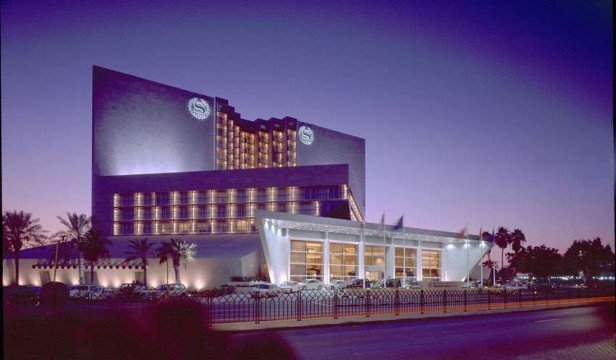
[229,303,616,360]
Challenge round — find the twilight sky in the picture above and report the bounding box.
[1,1,613,255]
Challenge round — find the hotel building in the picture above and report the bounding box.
[3,67,491,289]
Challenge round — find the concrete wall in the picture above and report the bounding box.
[3,256,260,290]
[296,122,366,214]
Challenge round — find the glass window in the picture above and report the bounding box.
[290,240,323,282]
[330,243,358,280]
[421,249,441,280]
[364,245,385,266]
[395,247,417,279]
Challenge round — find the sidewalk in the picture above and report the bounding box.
[212,296,615,332]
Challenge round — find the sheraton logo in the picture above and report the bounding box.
[298,125,314,145]
[188,97,211,120]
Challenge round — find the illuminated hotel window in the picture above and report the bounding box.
[215,220,227,233]
[178,221,191,234]
[161,207,171,220]
[119,223,132,235]
[395,248,417,279]
[196,221,211,233]
[111,183,363,235]
[216,205,226,218]
[160,221,172,234]
[256,188,267,202]
[236,204,247,217]
[179,207,189,219]
[330,243,358,280]
[364,246,385,266]
[157,193,170,205]
[216,190,227,203]
[236,189,247,202]
[143,222,153,234]
[290,240,323,282]
[235,219,251,233]
[422,249,441,280]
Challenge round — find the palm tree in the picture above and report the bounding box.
[510,229,527,273]
[78,229,111,285]
[125,238,155,287]
[2,211,47,285]
[510,229,526,254]
[494,227,510,280]
[156,239,197,284]
[53,213,91,284]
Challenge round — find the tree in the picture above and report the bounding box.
[494,227,511,280]
[78,229,111,285]
[563,238,614,283]
[156,239,197,284]
[53,213,91,284]
[125,238,155,287]
[510,229,526,254]
[522,245,563,280]
[2,211,47,285]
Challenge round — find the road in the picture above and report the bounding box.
[231,303,616,360]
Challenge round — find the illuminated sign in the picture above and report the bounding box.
[188,98,211,120]
[298,125,314,145]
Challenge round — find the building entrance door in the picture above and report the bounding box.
[365,271,383,282]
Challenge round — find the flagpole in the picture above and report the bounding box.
[465,224,469,288]
[492,228,496,287]
[383,225,387,288]
[361,220,366,289]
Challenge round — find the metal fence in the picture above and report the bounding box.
[5,286,614,325]
[196,286,615,324]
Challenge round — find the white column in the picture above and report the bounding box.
[416,240,423,281]
[358,229,365,280]
[323,231,330,283]
[386,237,395,280]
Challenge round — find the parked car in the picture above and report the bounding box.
[115,283,149,300]
[69,285,113,300]
[148,283,190,301]
[386,279,402,288]
[298,279,325,291]
[347,279,371,288]
[251,284,279,298]
[4,285,41,306]
[329,280,348,290]
[278,281,300,293]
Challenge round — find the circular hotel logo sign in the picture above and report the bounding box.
[188,97,211,120]
[298,125,315,145]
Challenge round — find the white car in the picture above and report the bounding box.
[278,281,300,293]
[328,280,347,290]
[299,279,325,291]
[147,283,190,300]
[251,283,279,298]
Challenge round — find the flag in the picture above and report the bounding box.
[380,211,385,231]
[456,225,468,239]
[393,215,404,231]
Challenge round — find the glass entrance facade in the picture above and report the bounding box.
[329,243,358,281]
[395,247,417,279]
[290,240,323,281]
[422,249,441,280]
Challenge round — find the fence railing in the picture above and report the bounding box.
[5,286,614,325]
[195,286,614,325]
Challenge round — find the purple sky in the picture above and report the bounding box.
[2,1,613,256]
